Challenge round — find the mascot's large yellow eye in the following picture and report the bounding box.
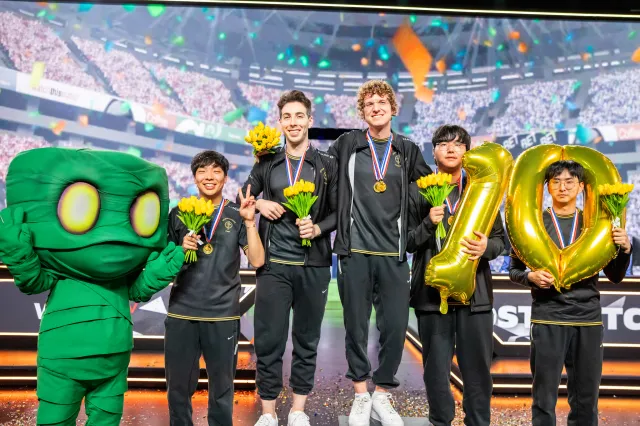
[57,182,100,234]
[131,191,160,237]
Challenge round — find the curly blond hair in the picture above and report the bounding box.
[356,80,398,119]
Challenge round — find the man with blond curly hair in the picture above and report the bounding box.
[328,80,431,426]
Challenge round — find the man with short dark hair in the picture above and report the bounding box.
[241,90,338,426]
[407,124,505,426]
[165,150,265,426]
[509,160,631,426]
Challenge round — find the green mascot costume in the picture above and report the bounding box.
[0,147,184,425]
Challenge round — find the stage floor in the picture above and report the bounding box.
[2,283,639,425]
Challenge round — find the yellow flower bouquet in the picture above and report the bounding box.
[283,179,318,247]
[416,172,457,240]
[177,196,215,263]
[598,182,634,229]
[244,121,281,160]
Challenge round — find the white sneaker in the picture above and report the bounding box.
[255,413,278,426]
[287,410,310,426]
[348,393,373,426]
[371,391,403,426]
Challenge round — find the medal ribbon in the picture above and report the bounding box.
[285,144,308,187]
[366,131,393,182]
[437,168,465,216]
[205,199,226,243]
[549,207,579,248]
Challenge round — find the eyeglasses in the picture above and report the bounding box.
[434,142,466,152]
[549,179,578,189]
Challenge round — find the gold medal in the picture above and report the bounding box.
[448,216,454,225]
[203,243,213,255]
[373,180,387,193]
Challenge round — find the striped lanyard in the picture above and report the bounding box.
[549,207,579,248]
[284,144,308,186]
[205,200,226,243]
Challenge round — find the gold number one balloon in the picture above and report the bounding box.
[425,142,514,314]
[505,145,623,291]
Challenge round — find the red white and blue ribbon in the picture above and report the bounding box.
[436,167,465,216]
[366,131,393,181]
[549,207,579,248]
[205,199,227,243]
[285,146,307,187]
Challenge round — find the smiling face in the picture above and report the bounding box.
[362,93,393,129]
[194,164,228,199]
[279,101,313,146]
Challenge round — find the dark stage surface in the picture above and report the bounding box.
[2,286,640,425]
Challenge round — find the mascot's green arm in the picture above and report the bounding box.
[8,251,58,295]
[128,241,184,303]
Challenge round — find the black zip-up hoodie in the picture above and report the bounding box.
[327,129,431,261]
[407,181,506,313]
[239,146,338,268]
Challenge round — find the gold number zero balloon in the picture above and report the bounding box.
[425,142,514,314]
[505,144,623,291]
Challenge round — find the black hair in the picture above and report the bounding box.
[190,150,229,176]
[277,90,312,117]
[544,160,585,184]
[432,125,471,150]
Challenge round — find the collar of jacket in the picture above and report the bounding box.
[270,144,318,165]
[355,129,404,153]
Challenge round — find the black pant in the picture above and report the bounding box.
[531,323,604,426]
[254,263,330,400]
[416,307,493,426]
[338,253,410,388]
[164,317,239,426]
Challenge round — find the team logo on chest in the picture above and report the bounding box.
[223,218,235,232]
[394,153,402,168]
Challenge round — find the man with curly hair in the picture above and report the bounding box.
[328,80,431,426]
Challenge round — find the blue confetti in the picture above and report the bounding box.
[104,40,114,52]
[451,63,463,71]
[491,89,500,102]
[78,3,93,12]
[366,38,375,48]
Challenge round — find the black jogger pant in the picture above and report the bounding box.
[164,317,239,426]
[416,307,493,426]
[531,323,604,426]
[337,252,410,389]
[254,263,331,400]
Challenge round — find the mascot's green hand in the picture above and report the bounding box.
[144,241,185,283]
[0,207,35,263]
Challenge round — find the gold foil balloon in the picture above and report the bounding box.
[425,142,514,314]
[505,144,623,291]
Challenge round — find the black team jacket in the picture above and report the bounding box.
[239,146,338,268]
[327,129,431,261]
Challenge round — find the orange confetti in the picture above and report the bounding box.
[37,2,47,6]
[152,102,166,116]
[509,31,520,40]
[632,47,640,63]
[457,108,467,120]
[352,44,361,52]
[436,58,446,74]
[145,35,152,45]
[375,59,384,66]
[78,115,89,126]
[392,19,433,103]
[483,40,493,47]
[361,57,369,66]
[582,52,591,61]
[51,121,66,136]
[517,42,528,53]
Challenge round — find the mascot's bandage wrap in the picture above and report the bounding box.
[0,148,184,425]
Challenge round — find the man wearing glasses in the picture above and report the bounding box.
[509,160,631,426]
[406,125,505,426]
[328,80,430,426]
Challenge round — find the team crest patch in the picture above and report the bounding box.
[223,218,235,232]
[394,153,402,168]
